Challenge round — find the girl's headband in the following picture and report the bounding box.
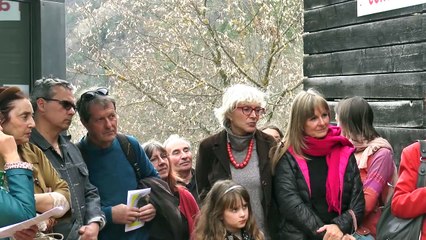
[223,185,243,195]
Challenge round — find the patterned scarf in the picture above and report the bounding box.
[351,137,393,169]
[225,229,253,240]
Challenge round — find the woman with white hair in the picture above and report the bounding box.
[196,84,277,239]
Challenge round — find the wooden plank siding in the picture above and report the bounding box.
[328,100,424,128]
[304,73,426,99]
[304,15,426,54]
[376,127,426,167]
[304,42,425,77]
[303,0,426,162]
[304,0,351,11]
[305,2,426,32]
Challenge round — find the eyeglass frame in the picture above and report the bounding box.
[235,106,266,117]
[40,98,77,111]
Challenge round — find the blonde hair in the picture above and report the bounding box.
[271,89,329,173]
[193,180,264,240]
[214,84,266,128]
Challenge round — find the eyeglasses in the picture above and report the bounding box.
[42,98,76,111]
[236,106,266,117]
[80,88,109,102]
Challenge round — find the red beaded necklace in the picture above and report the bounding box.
[227,139,254,169]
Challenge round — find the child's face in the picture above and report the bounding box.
[223,198,249,234]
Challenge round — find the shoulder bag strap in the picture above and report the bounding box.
[117,133,143,182]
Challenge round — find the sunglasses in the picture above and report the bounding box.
[42,98,77,111]
[80,88,109,102]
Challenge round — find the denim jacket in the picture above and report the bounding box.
[30,129,105,240]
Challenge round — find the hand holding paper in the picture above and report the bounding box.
[125,188,151,232]
[0,207,63,238]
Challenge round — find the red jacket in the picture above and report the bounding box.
[392,142,426,240]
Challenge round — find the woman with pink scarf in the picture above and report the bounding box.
[272,89,364,240]
[336,96,396,239]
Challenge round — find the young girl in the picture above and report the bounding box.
[193,180,264,240]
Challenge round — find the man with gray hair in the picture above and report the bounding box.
[163,134,199,202]
[30,77,105,240]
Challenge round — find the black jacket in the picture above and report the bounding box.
[138,177,186,240]
[196,129,275,215]
[272,152,364,240]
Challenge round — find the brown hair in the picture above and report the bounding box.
[259,124,284,138]
[193,180,264,240]
[142,140,180,192]
[0,87,26,124]
[336,96,380,142]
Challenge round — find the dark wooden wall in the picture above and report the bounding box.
[303,0,426,166]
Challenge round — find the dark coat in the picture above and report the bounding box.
[138,177,185,240]
[195,129,277,236]
[273,152,365,240]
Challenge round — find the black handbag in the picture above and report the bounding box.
[376,140,426,240]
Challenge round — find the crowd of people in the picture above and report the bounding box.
[0,79,424,240]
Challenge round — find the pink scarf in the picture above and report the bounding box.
[351,137,393,169]
[290,125,354,214]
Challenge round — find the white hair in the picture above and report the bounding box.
[214,84,266,128]
[163,134,191,150]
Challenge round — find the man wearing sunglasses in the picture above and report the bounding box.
[30,78,105,240]
[76,87,159,240]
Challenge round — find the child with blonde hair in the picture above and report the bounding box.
[193,180,264,240]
